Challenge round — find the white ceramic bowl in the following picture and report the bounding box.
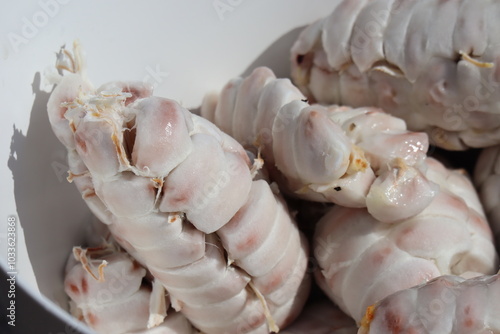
[0,1,338,332]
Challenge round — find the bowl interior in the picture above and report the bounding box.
[1,0,338,328]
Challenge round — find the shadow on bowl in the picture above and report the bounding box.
[8,72,94,306]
